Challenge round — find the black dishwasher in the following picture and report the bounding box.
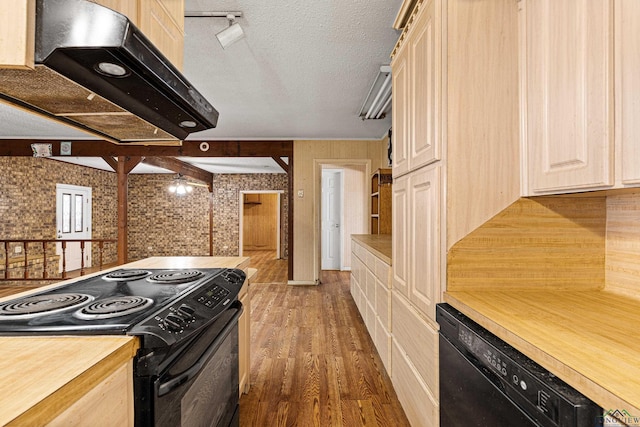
[436,303,602,427]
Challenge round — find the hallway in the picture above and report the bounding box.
[240,255,410,426]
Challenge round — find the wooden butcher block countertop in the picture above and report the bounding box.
[0,336,138,426]
[352,234,392,265]
[124,256,250,271]
[444,290,640,415]
[0,256,250,426]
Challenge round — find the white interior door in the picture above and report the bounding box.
[56,184,92,272]
[321,170,343,270]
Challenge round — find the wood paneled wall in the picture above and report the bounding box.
[447,197,607,291]
[293,139,386,283]
[243,194,278,251]
[606,192,640,298]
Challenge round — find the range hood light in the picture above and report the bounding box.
[179,120,197,128]
[96,62,129,77]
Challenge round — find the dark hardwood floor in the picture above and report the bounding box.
[239,254,410,426]
[244,250,288,283]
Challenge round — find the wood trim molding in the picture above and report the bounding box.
[288,151,294,281]
[0,140,293,157]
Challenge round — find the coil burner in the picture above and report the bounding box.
[147,270,204,285]
[102,270,152,281]
[0,293,94,319]
[74,296,154,320]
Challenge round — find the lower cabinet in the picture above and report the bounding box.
[391,291,439,398]
[350,238,392,373]
[47,360,135,426]
[351,236,441,427]
[391,339,439,427]
[238,270,255,396]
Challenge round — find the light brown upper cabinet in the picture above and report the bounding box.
[138,0,185,70]
[0,1,34,68]
[616,0,640,185]
[523,0,614,194]
[0,1,184,71]
[93,0,185,70]
[392,0,442,178]
[92,0,138,22]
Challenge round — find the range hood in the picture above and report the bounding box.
[0,0,219,144]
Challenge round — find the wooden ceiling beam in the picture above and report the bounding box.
[101,156,118,172]
[0,140,293,157]
[272,156,289,173]
[142,156,214,192]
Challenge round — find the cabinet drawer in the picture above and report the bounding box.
[375,316,392,375]
[353,241,365,260]
[365,300,376,338]
[391,339,439,427]
[391,291,439,395]
[375,279,391,329]
[350,274,360,306]
[365,250,376,270]
[351,254,362,283]
[365,268,376,305]
[374,256,392,287]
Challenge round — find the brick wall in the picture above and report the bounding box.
[212,174,289,257]
[127,174,211,260]
[0,157,118,280]
[1,159,290,277]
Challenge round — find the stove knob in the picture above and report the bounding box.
[164,313,184,331]
[177,304,195,320]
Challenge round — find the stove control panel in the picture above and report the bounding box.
[131,268,245,345]
[195,285,230,309]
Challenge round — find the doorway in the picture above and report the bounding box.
[321,169,343,270]
[239,191,283,259]
[56,184,92,272]
[317,162,369,279]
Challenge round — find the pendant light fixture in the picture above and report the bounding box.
[168,174,193,196]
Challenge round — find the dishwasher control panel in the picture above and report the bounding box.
[457,322,563,423]
[437,303,602,427]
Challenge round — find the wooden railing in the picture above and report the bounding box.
[1,239,117,281]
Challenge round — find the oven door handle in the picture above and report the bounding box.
[157,300,243,397]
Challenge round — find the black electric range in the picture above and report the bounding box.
[0,267,247,427]
[0,268,246,346]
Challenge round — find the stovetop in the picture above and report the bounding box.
[0,268,246,341]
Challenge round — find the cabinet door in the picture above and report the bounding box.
[392,174,409,297]
[0,1,34,68]
[92,0,138,22]
[392,42,410,177]
[525,0,613,193]
[616,0,640,185]
[409,164,441,321]
[410,0,441,171]
[138,0,184,70]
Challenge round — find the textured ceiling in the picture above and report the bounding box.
[0,0,403,171]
